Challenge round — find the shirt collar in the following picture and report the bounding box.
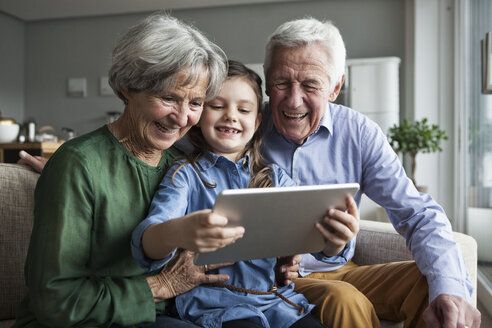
[197,151,251,170]
[318,102,333,136]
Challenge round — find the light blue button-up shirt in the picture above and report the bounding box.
[260,102,473,304]
[131,152,313,328]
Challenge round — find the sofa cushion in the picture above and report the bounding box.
[0,164,39,320]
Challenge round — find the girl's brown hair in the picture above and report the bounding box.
[172,60,273,188]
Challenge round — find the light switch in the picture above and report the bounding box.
[100,76,114,96]
[67,78,87,97]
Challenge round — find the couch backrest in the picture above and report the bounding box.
[0,163,39,320]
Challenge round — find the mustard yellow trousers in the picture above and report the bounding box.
[293,260,428,328]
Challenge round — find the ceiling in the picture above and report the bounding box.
[0,0,306,21]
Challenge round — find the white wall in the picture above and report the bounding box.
[4,0,461,224]
[0,12,24,123]
[408,0,456,224]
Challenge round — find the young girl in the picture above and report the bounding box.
[131,60,326,328]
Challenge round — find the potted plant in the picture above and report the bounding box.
[387,117,448,191]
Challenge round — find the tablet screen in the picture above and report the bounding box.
[194,183,360,265]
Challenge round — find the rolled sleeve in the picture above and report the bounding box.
[310,239,355,264]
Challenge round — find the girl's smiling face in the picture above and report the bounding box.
[199,77,262,162]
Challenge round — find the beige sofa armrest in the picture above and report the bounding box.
[353,219,478,306]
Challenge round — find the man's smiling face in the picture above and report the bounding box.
[266,43,342,144]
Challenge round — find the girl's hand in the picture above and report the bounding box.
[143,209,245,260]
[147,249,233,302]
[315,194,359,256]
[172,209,245,253]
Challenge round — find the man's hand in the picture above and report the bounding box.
[423,294,481,328]
[17,150,48,173]
[146,249,232,302]
[276,254,302,286]
[315,194,359,256]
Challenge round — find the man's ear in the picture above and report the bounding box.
[328,74,345,102]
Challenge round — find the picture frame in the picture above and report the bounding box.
[482,32,492,94]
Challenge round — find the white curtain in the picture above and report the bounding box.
[467,0,492,265]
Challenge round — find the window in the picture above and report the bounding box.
[466,0,492,309]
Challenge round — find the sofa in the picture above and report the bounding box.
[0,162,478,327]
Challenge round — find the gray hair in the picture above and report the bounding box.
[264,17,346,91]
[109,12,227,103]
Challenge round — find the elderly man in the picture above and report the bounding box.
[262,17,481,328]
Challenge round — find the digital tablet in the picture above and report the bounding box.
[194,183,360,265]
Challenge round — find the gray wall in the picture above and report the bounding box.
[22,0,404,136]
[0,12,24,123]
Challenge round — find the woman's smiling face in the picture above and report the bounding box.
[124,69,209,152]
[199,77,261,162]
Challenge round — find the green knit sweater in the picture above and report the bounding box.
[13,126,181,327]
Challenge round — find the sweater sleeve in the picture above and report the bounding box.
[24,149,157,327]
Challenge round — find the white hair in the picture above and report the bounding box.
[264,17,346,91]
[109,12,227,103]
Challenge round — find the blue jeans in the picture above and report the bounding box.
[111,315,199,328]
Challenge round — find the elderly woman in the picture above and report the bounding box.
[13,13,245,328]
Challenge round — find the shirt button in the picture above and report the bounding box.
[296,179,301,185]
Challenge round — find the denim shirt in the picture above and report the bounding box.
[260,102,473,304]
[131,152,313,328]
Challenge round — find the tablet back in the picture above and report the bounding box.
[194,183,360,265]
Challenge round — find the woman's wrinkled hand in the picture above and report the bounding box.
[17,150,48,173]
[146,249,232,302]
